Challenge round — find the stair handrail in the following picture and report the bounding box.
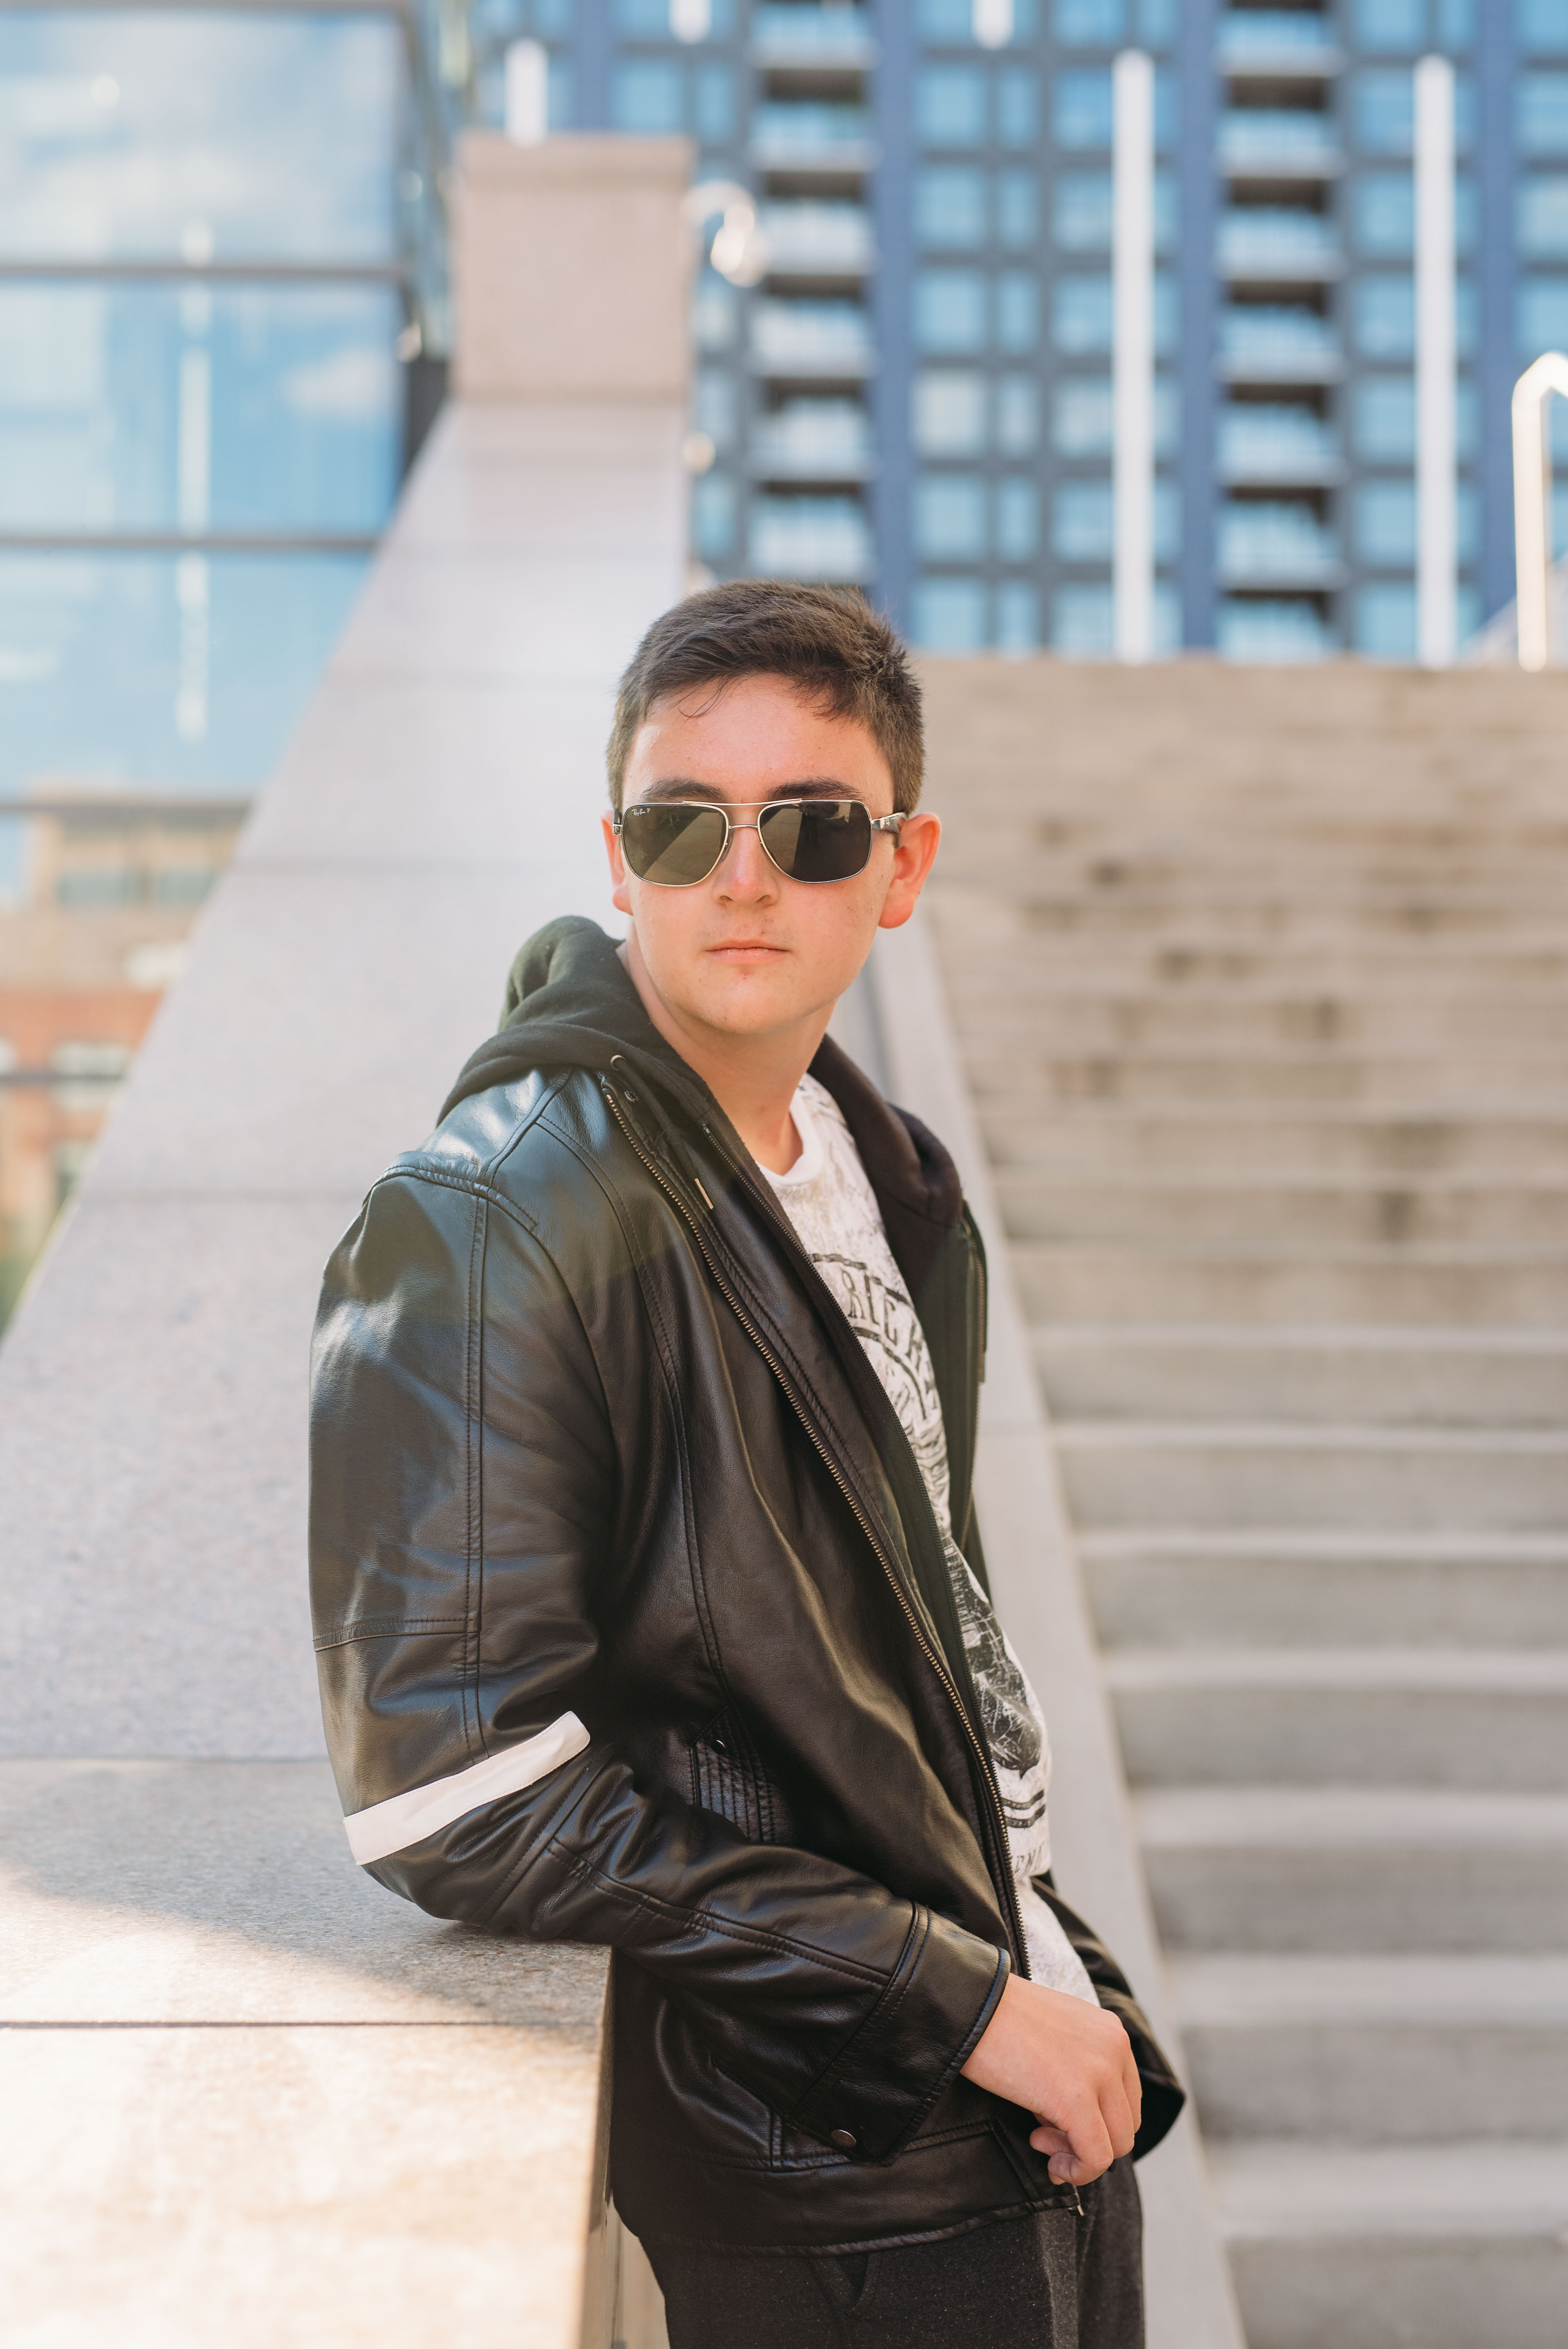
[1512,351,1568,670]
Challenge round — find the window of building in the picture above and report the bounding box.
[995,579,1039,651]
[997,374,1040,452]
[1053,275,1113,353]
[695,369,737,449]
[915,473,987,559]
[916,66,987,147]
[1054,70,1113,151]
[1356,479,1417,565]
[997,477,1039,559]
[1522,176,1568,257]
[1055,0,1123,39]
[915,269,988,352]
[917,0,975,36]
[912,371,988,455]
[1053,478,1113,560]
[998,69,1039,147]
[1354,276,1416,358]
[1219,598,1333,661]
[611,60,683,132]
[1055,173,1113,251]
[693,472,736,558]
[1521,73,1568,157]
[1352,0,1425,50]
[917,166,987,248]
[998,273,1039,351]
[912,576,987,650]
[1054,380,1112,456]
[1354,378,1415,461]
[1521,276,1568,356]
[1355,582,1417,657]
[1053,583,1114,654]
[1354,70,1415,156]
[693,275,738,349]
[998,169,1039,248]
[1354,173,1415,256]
[1522,0,1568,55]
[695,64,734,142]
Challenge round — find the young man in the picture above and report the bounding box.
[310,584,1180,2347]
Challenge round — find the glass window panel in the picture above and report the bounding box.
[612,59,683,130]
[998,68,1039,148]
[1053,478,1113,559]
[998,169,1039,248]
[1356,582,1417,657]
[1154,477,1179,561]
[0,12,399,261]
[1054,275,1113,352]
[915,473,987,558]
[996,476,1038,559]
[0,550,367,793]
[1053,378,1112,454]
[916,166,987,249]
[1055,69,1113,150]
[1355,70,1416,155]
[1522,0,1568,54]
[1352,0,1425,48]
[1137,0,1176,41]
[694,369,737,448]
[1521,175,1568,256]
[692,471,736,558]
[1055,172,1113,251]
[1055,0,1123,40]
[995,579,1038,650]
[615,0,672,30]
[997,374,1039,452]
[1354,276,1417,358]
[912,370,988,455]
[915,268,987,351]
[998,273,1039,351]
[1053,583,1113,653]
[1354,376,1416,460]
[1520,274,1568,356]
[0,282,400,535]
[916,65,987,146]
[916,0,975,37]
[696,64,734,142]
[912,575,987,650]
[1354,173,1415,256]
[1356,478,1417,564]
[1521,73,1568,156]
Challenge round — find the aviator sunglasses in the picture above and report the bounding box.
[614,797,905,888]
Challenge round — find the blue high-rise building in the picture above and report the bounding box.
[457,0,1568,661]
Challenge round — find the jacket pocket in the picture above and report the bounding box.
[690,1706,797,1846]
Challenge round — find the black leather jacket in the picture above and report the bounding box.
[310,920,1181,2253]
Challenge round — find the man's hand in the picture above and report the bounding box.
[960,1973,1141,2187]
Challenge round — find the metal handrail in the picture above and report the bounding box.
[1512,351,1568,671]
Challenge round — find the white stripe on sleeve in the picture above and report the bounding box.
[344,1711,592,1866]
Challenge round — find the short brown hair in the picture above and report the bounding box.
[607,581,923,815]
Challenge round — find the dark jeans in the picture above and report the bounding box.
[646,2158,1143,2349]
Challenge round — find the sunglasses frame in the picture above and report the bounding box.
[612,797,907,888]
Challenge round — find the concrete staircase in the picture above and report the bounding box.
[923,662,1568,2349]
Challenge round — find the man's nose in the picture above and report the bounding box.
[714,821,776,897]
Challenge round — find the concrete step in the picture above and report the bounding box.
[1016,1243,1568,1326]
[1107,1648,1568,1791]
[1172,1954,1568,2143]
[1055,1421,1568,1532]
[1209,2139,1568,2349]
[948,989,1568,1052]
[983,1108,1568,1180]
[1079,1530,1568,1651]
[1000,1174,1568,1248]
[1137,1787,1568,1952]
[947,936,1568,993]
[937,893,1568,943]
[1035,1324,1568,1427]
[963,1047,1568,1108]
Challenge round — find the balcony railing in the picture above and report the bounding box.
[1220,108,1342,173]
[748,398,874,478]
[1220,405,1343,481]
[750,298,875,374]
[752,4,873,64]
[759,201,875,276]
[1220,207,1342,276]
[1220,500,1343,585]
[748,493,873,581]
[750,103,873,165]
[1218,595,1336,661]
[1219,10,1342,64]
[1222,304,1342,378]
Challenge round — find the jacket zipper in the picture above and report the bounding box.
[600,1078,1032,1978]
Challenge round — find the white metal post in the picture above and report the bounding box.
[1113,49,1155,664]
[1512,351,1568,671]
[1415,54,1457,668]
[504,40,549,144]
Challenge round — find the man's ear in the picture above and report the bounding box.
[877,810,941,932]
[603,812,634,917]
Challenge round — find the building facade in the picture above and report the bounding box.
[455,0,1568,660]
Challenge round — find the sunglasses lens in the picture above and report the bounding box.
[620,804,728,886]
[758,800,873,883]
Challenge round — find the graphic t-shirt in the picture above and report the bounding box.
[762,1075,1097,2001]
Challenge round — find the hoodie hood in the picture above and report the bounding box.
[438,916,965,1292]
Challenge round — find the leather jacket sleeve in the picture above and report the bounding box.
[310,1166,1009,2164]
